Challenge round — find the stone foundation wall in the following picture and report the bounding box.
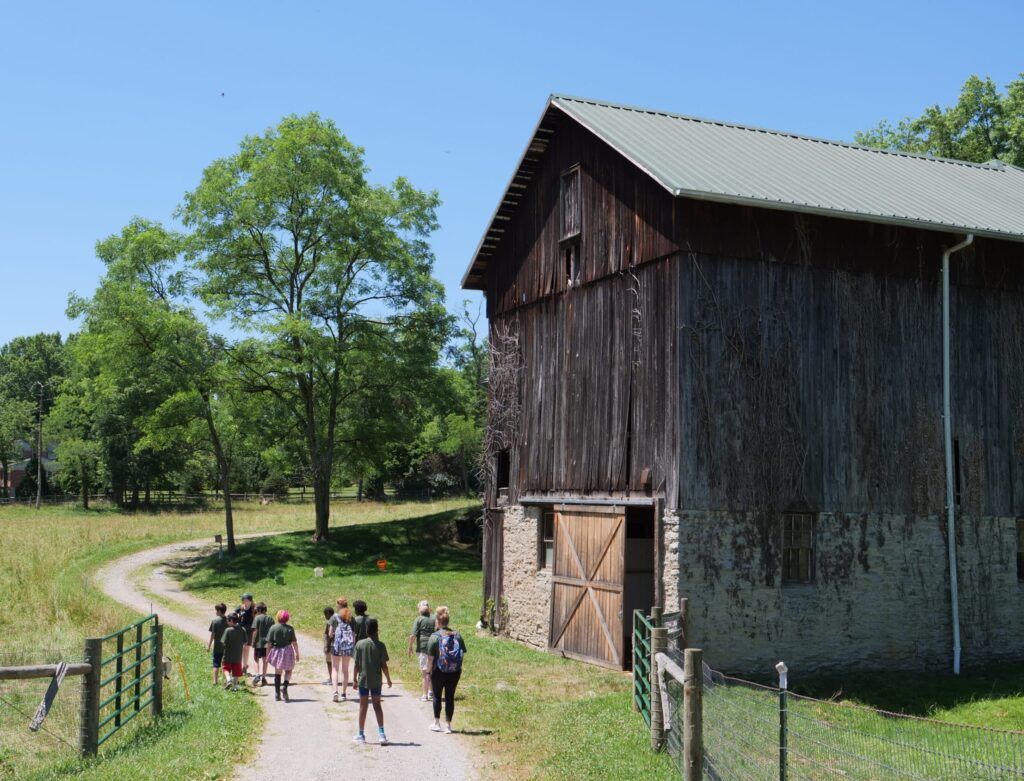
[500,505,551,649]
[678,511,1024,674]
[662,507,680,610]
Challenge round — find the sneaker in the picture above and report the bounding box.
[231,682,238,692]
[419,695,429,702]
[430,722,442,732]
[340,693,347,701]
[283,688,290,703]
[444,724,454,734]
[352,733,365,744]
[379,733,389,746]
[224,679,233,690]
[427,692,433,700]
[323,678,332,686]
[333,692,340,703]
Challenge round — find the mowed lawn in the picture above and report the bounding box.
[0,499,469,780]
[178,507,679,780]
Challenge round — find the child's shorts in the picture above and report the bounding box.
[223,662,243,677]
[417,652,430,672]
[212,652,223,669]
[358,686,382,698]
[254,647,266,660]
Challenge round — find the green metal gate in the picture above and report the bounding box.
[80,614,163,754]
[633,609,656,726]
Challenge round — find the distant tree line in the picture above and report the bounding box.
[0,114,486,550]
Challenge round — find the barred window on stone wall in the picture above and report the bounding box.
[539,511,555,570]
[1016,519,1024,582]
[782,512,815,585]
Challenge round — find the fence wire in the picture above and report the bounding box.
[684,661,1024,781]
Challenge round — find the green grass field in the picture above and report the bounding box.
[177,508,679,780]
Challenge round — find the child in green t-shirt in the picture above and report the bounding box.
[221,613,247,691]
[352,618,392,746]
[206,603,228,685]
[251,602,274,686]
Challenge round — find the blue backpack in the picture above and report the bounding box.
[333,620,355,655]
[435,630,464,673]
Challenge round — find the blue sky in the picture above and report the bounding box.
[1,1,1022,343]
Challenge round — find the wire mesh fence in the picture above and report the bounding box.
[689,660,1024,781]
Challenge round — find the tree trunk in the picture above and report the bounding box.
[201,392,236,555]
[357,477,363,503]
[80,462,90,510]
[1,458,7,498]
[312,465,331,542]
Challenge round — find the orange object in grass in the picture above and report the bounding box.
[377,559,387,572]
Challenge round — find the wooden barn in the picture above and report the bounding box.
[464,95,1024,674]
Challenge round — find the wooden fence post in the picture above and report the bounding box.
[679,597,689,651]
[650,625,667,751]
[79,638,101,756]
[152,620,163,717]
[682,648,704,781]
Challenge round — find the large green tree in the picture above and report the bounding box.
[856,73,1024,165]
[70,218,243,550]
[180,113,448,541]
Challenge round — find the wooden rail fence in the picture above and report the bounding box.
[0,614,163,756]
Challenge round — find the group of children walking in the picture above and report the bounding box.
[206,594,300,701]
[207,592,466,746]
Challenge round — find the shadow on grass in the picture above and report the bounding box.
[184,509,481,590]
[792,663,1024,718]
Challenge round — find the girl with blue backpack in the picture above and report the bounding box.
[426,606,466,734]
[330,598,356,702]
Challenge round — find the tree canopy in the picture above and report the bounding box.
[855,73,1024,165]
[179,113,450,541]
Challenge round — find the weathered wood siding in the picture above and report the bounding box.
[676,201,1024,516]
[485,109,680,506]
[485,109,676,318]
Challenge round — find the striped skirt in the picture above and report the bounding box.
[267,644,296,671]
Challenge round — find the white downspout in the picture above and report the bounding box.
[942,232,973,675]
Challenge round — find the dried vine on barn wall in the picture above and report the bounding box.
[480,318,523,490]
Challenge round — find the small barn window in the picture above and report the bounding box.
[539,511,555,569]
[782,513,814,585]
[1016,519,1024,582]
[563,243,579,287]
[495,450,510,503]
[560,165,581,241]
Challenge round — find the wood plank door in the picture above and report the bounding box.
[549,509,625,668]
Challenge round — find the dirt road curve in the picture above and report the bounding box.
[95,539,479,781]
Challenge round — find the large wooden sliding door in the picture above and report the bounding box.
[549,509,625,668]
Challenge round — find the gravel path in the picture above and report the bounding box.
[95,538,480,781]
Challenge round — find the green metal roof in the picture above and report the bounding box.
[463,94,1024,290]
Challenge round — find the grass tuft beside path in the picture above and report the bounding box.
[179,504,678,780]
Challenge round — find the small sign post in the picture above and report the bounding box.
[215,534,223,560]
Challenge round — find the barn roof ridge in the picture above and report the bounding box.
[462,94,1024,290]
[550,93,1010,173]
